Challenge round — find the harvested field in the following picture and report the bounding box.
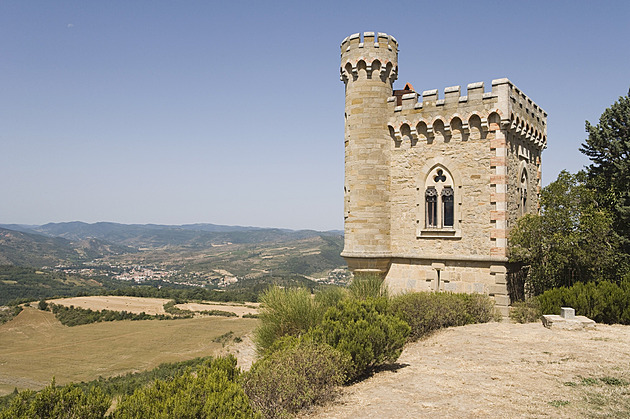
[0,307,258,396]
[45,296,259,317]
[175,302,259,317]
[47,296,170,315]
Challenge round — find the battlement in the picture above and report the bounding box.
[387,78,547,149]
[340,32,399,85]
[340,32,398,55]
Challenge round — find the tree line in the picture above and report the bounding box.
[509,90,630,296]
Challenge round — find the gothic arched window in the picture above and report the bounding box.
[424,167,455,229]
[519,168,528,217]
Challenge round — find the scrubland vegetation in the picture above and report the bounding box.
[0,274,499,418]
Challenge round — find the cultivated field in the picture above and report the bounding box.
[46,296,260,317]
[0,307,258,396]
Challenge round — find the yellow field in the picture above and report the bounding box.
[46,296,260,317]
[0,307,258,396]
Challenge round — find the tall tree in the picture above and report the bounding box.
[580,90,630,252]
[509,171,620,296]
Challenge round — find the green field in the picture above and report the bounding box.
[0,307,258,396]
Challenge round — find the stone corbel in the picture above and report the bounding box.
[409,127,418,140]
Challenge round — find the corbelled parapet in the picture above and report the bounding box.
[386,78,547,151]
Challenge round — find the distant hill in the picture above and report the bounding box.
[0,227,136,267]
[0,223,347,293]
[0,222,334,249]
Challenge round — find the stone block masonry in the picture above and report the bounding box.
[340,32,547,315]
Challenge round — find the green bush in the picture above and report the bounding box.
[242,337,349,418]
[38,300,49,311]
[199,309,238,317]
[389,292,498,341]
[509,299,542,323]
[348,272,387,300]
[0,380,110,419]
[0,305,22,325]
[314,286,347,308]
[538,280,630,324]
[308,298,410,382]
[254,286,323,354]
[113,356,259,418]
[162,300,195,318]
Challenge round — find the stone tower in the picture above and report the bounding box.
[340,32,398,273]
[340,32,547,315]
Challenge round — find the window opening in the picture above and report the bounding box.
[426,187,438,227]
[442,187,454,227]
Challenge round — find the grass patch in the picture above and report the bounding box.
[599,376,629,386]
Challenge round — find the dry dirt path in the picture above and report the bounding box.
[304,322,630,419]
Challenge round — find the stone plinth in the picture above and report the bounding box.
[542,307,595,330]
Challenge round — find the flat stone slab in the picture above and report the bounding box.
[542,314,596,330]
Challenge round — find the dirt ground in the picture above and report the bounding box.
[302,322,630,419]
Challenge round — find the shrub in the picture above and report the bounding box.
[314,286,347,308]
[348,272,387,300]
[199,309,238,317]
[389,292,498,341]
[242,337,349,418]
[537,280,630,324]
[162,300,195,318]
[0,380,110,419]
[308,298,410,382]
[113,356,259,418]
[38,300,48,311]
[510,299,542,323]
[254,286,323,354]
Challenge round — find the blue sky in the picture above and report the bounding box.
[1,0,628,230]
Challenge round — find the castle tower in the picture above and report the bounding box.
[340,32,547,315]
[340,32,398,274]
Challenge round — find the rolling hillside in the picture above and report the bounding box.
[0,227,134,267]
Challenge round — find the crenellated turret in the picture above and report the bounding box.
[341,32,398,271]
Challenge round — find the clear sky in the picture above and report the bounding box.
[1,0,629,231]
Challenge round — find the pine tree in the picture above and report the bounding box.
[580,89,630,253]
